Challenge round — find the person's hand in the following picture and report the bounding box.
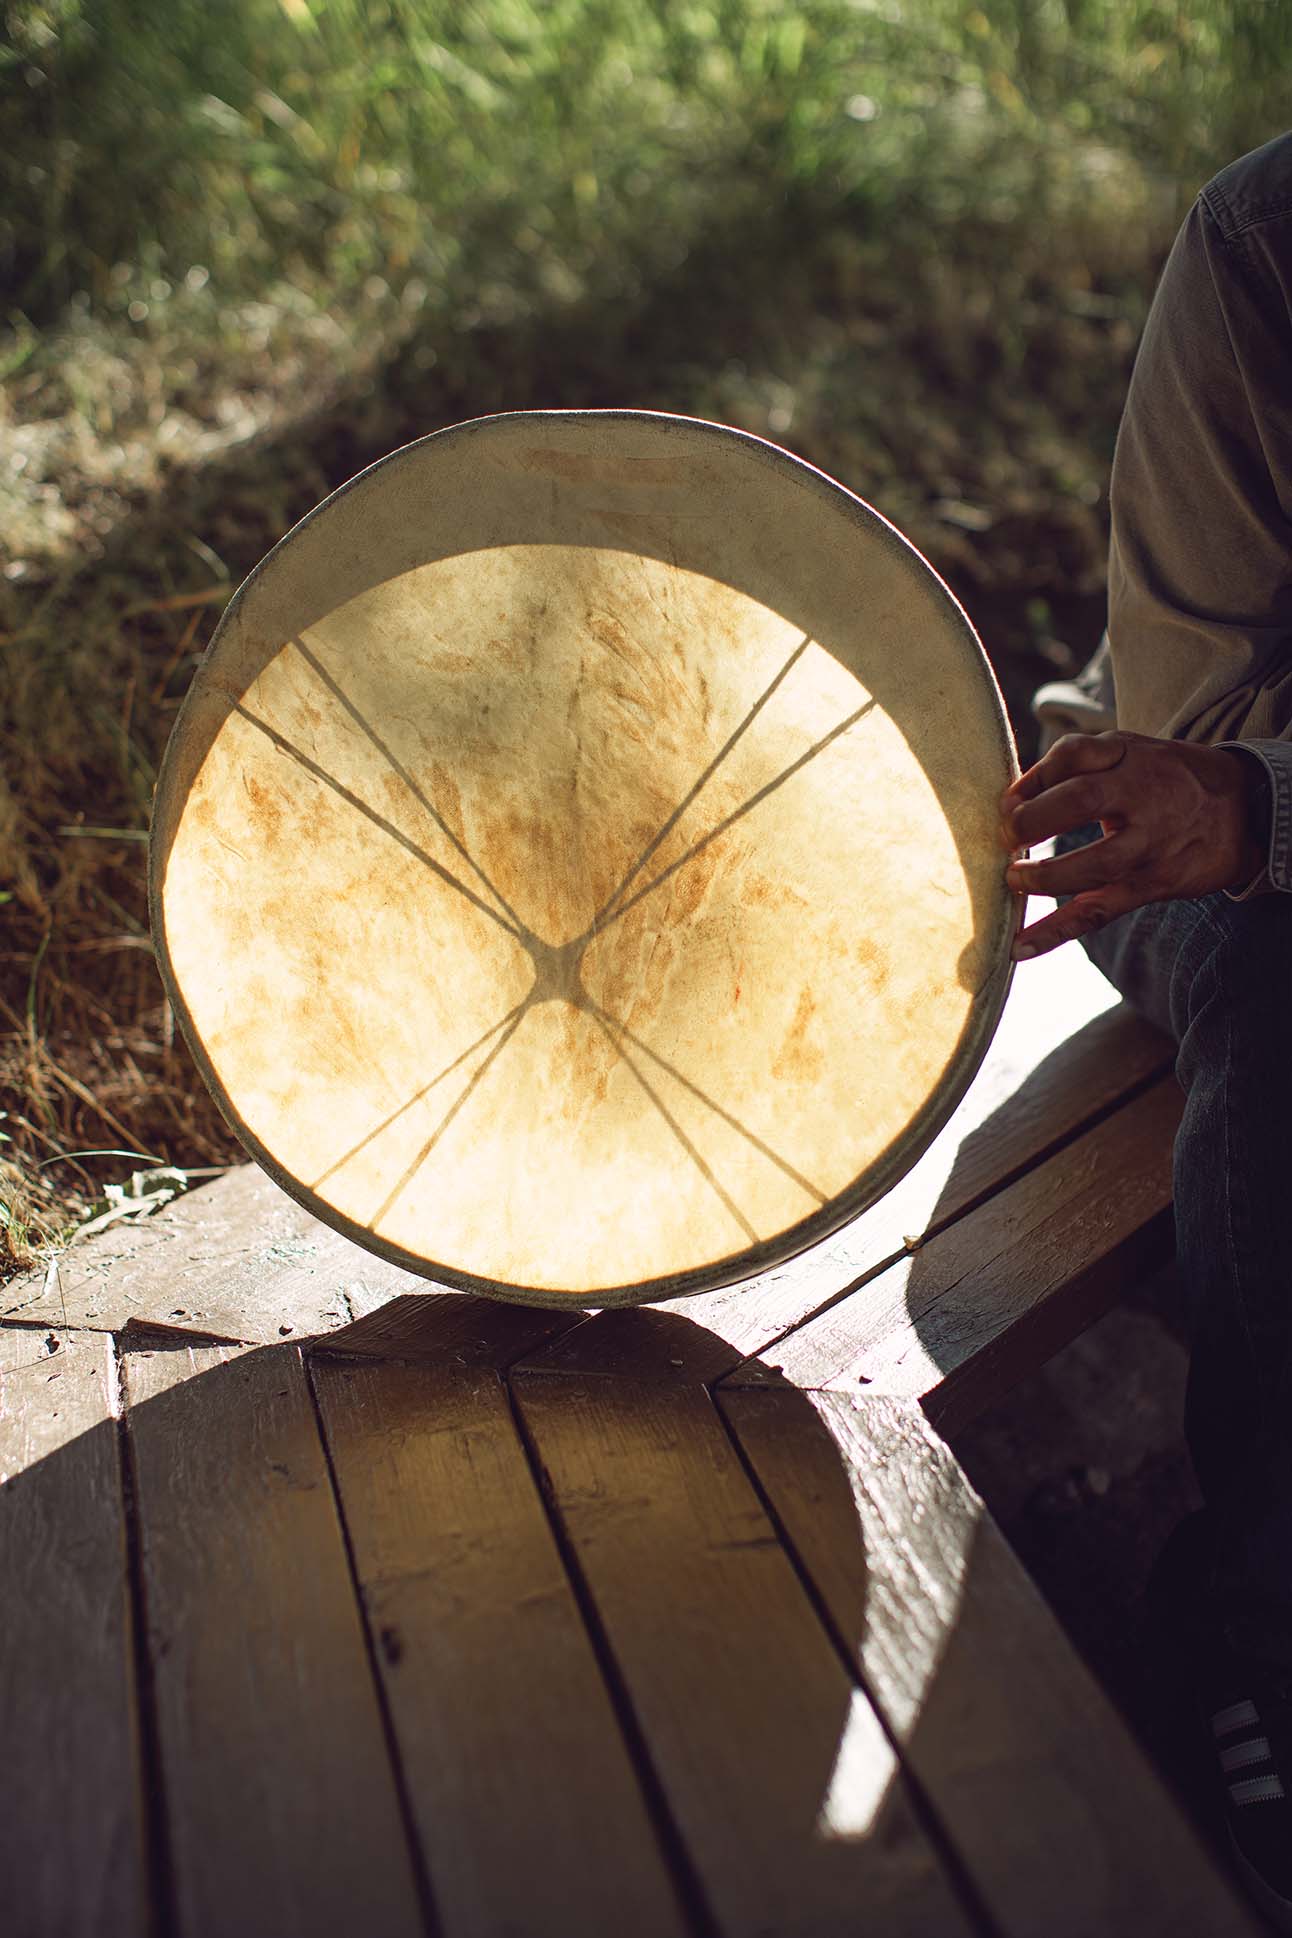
[999,731,1268,959]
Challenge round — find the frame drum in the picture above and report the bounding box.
[151,411,1017,1307]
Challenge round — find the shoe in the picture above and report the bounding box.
[1205,1652,1292,1931]
[1146,1513,1292,1926]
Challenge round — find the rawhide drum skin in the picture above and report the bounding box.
[151,411,1017,1307]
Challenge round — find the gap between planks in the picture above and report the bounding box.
[714,1382,1263,1938]
[715,1073,1180,1427]
[706,1376,1001,1938]
[114,1330,183,1938]
[509,1367,985,1938]
[730,1052,1173,1381]
[306,1346,699,1937]
[501,1371,719,1938]
[119,1341,430,1938]
[300,1352,443,1938]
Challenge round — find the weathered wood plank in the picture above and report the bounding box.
[1,932,1167,1373]
[125,1341,426,1938]
[511,1370,975,1938]
[523,952,1170,1385]
[0,1326,149,1938]
[5,1162,594,1366]
[726,1076,1179,1435]
[3,1164,416,1342]
[312,1356,691,1938]
[720,1384,1260,1938]
[312,1286,582,1364]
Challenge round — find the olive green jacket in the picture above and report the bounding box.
[1036,132,1292,891]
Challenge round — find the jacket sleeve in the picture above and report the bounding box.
[1107,191,1292,889]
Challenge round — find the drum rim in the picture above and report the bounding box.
[150,407,1019,1309]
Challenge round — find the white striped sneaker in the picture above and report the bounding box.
[1209,1672,1292,1930]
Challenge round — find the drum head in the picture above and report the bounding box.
[152,411,1016,1307]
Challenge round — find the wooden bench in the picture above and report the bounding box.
[0,931,1262,1937]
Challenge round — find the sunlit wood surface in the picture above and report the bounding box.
[0,939,1265,1937]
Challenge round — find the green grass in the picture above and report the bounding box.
[5,0,1289,326]
[0,0,1288,1260]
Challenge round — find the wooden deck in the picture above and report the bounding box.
[0,941,1265,1937]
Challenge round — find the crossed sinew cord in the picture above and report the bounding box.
[238,631,870,1231]
[290,637,528,934]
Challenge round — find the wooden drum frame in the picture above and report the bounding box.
[151,411,1018,1307]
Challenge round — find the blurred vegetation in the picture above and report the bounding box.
[4,0,1289,323]
[0,0,1289,1261]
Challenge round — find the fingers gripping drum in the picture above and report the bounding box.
[1000,731,1268,959]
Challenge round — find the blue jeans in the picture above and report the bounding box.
[1067,839,1292,1667]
